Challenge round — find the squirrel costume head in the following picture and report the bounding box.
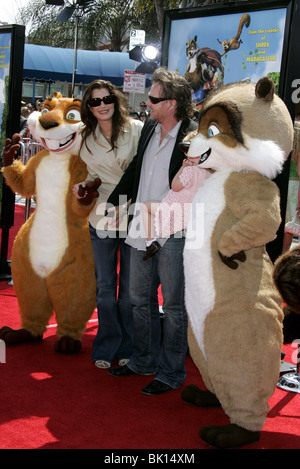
[186,77,293,178]
[28,91,82,155]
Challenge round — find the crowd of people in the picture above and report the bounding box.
[19,99,44,139]
[129,101,150,122]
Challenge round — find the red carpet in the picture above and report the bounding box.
[0,204,299,450]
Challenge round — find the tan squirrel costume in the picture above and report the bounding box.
[0,93,99,353]
[182,77,293,448]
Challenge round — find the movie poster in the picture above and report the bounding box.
[167,8,287,108]
[0,32,12,218]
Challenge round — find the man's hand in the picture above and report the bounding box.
[2,134,21,166]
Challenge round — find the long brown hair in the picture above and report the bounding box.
[80,80,129,153]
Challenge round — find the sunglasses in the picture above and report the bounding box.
[87,95,115,107]
[148,95,170,105]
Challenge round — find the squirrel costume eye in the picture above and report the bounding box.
[66,109,81,121]
[208,124,220,137]
[41,108,49,115]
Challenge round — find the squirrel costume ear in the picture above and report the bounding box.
[255,77,275,102]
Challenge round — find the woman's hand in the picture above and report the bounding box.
[72,178,101,205]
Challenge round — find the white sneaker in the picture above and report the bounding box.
[118,359,130,366]
[95,360,111,369]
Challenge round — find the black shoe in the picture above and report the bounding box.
[108,364,136,377]
[143,241,161,261]
[141,379,172,395]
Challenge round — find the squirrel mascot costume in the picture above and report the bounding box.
[181,77,293,448]
[0,92,100,354]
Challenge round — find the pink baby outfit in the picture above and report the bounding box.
[154,165,210,239]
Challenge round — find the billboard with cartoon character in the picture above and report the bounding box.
[165,5,287,108]
[162,0,300,260]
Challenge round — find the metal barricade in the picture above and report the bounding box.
[18,139,42,220]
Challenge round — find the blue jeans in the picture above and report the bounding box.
[90,225,133,363]
[128,236,188,388]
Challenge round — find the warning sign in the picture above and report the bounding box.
[123,69,146,93]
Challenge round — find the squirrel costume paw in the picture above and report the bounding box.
[181,384,221,408]
[199,423,260,449]
[54,335,82,354]
[0,326,43,344]
[2,134,21,166]
[77,178,101,205]
[218,250,246,269]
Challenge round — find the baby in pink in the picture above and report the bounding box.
[142,157,210,260]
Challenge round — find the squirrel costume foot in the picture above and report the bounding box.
[181,384,221,408]
[0,326,43,344]
[54,335,82,354]
[199,423,260,449]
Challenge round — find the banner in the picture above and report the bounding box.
[166,7,286,108]
[162,0,300,260]
[0,25,25,279]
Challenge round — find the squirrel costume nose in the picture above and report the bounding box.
[179,141,190,154]
[39,120,59,130]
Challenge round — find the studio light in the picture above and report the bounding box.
[142,45,158,61]
[45,0,64,4]
[129,43,161,74]
[56,5,75,22]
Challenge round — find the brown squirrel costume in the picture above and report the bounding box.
[182,77,293,448]
[0,93,100,353]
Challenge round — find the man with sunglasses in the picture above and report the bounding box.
[107,67,197,395]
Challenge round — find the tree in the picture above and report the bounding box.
[83,0,138,51]
[133,0,248,39]
[17,0,139,51]
[17,0,250,50]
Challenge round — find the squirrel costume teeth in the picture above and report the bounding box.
[182,77,293,448]
[0,92,96,354]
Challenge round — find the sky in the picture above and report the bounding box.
[0,0,30,25]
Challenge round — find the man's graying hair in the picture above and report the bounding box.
[151,67,194,121]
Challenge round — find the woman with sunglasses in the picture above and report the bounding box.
[73,79,143,370]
